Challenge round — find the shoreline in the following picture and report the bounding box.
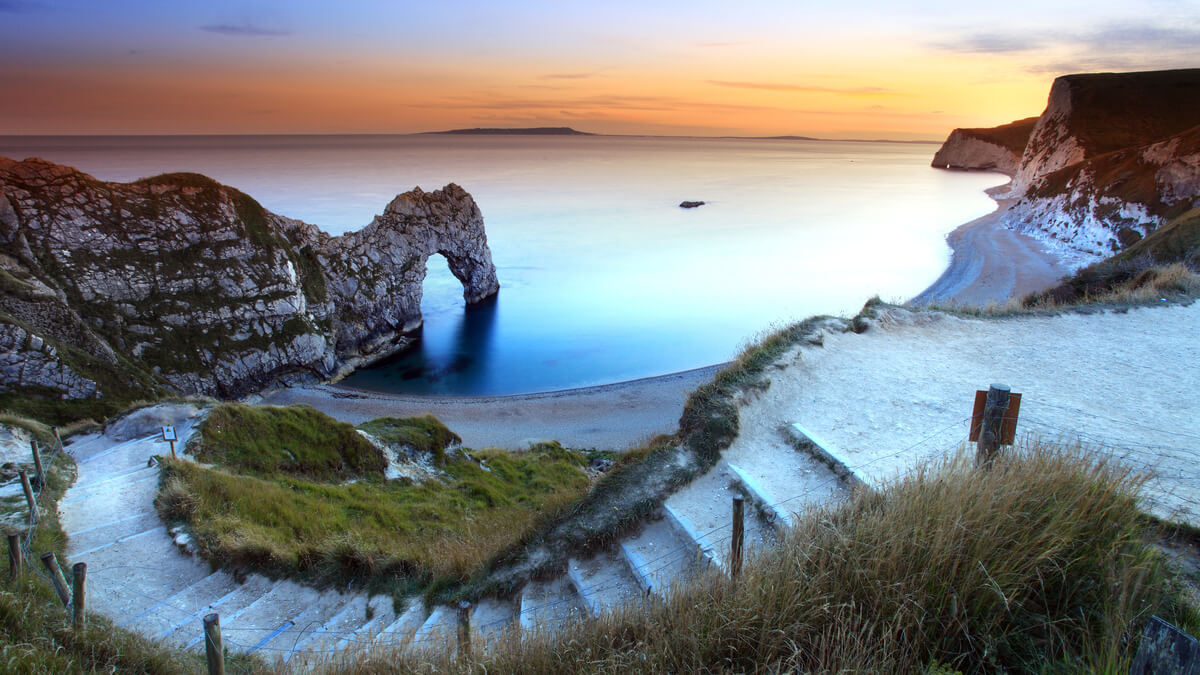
[268,182,1071,449]
[909,189,1070,307]
[260,364,724,450]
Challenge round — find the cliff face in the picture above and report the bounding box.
[0,158,499,403]
[933,69,1200,264]
[931,117,1038,176]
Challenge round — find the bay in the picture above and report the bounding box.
[0,134,1003,395]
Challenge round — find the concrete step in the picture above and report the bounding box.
[566,549,643,617]
[181,577,285,649]
[619,511,701,598]
[727,463,794,532]
[371,598,428,650]
[286,594,373,661]
[469,596,519,649]
[331,595,398,657]
[161,574,277,646]
[663,503,720,568]
[73,528,212,620]
[126,570,237,639]
[410,604,457,652]
[214,580,344,657]
[65,510,160,557]
[519,577,585,635]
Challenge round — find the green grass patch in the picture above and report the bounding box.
[375,442,1196,673]
[191,403,385,481]
[357,414,462,466]
[157,434,592,591]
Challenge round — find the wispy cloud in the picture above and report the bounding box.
[695,41,748,48]
[708,80,897,96]
[539,73,595,80]
[928,21,1200,73]
[200,23,290,37]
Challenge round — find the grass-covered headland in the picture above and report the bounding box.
[353,442,1199,673]
[156,404,593,595]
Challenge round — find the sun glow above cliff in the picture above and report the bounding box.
[1,1,1197,137]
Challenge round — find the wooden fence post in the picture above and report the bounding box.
[72,562,86,631]
[7,533,21,580]
[51,426,62,449]
[39,552,70,606]
[203,613,224,675]
[457,600,472,658]
[30,441,44,489]
[19,470,36,524]
[731,495,745,583]
[976,384,1011,468]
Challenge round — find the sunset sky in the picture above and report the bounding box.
[2,0,1198,139]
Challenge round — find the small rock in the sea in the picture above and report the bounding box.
[679,200,705,209]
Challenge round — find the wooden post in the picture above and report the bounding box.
[7,533,21,580]
[169,439,176,459]
[30,441,44,490]
[51,426,62,449]
[72,562,86,631]
[731,495,745,582]
[18,470,36,524]
[203,613,225,675]
[976,384,1012,468]
[457,600,472,658]
[39,552,70,606]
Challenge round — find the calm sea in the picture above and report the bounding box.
[0,134,1003,395]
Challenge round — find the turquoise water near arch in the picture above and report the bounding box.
[0,134,1002,395]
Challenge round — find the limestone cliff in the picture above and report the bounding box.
[0,157,499,404]
[930,117,1037,176]
[933,69,1200,264]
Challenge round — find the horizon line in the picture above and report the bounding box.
[0,130,944,144]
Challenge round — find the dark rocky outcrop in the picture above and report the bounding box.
[679,201,705,209]
[933,69,1200,263]
[0,157,499,403]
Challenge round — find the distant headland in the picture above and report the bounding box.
[421,127,594,136]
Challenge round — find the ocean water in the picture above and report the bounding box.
[0,135,1003,395]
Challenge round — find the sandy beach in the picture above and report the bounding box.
[266,188,1071,450]
[260,365,724,450]
[910,197,1071,306]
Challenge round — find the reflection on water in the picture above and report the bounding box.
[0,134,1005,395]
[361,293,499,396]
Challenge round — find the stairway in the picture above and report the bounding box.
[57,407,851,667]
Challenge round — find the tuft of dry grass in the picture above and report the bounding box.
[335,441,1194,673]
[930,261,1200,317]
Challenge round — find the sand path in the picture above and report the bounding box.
[732,301,1200,528]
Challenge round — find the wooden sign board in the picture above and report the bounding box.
[1130,616,1200,674]
[162,425,177,442]
[968,391,1021,444]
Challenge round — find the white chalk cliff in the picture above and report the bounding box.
[0,158,499,401]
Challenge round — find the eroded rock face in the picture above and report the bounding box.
[0,322,97,399]
[0,158,499,399]
[932,69,1200,266]
[930,117,1037,176]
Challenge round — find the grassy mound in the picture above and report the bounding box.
[158,418,591,591]
[357,414,462,466]
[190,403,385,481]
[366,443,1195,673]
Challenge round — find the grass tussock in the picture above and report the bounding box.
[360,442,1194,673]
[929,261,1200,317]
[0,572,216,673]
[357,415,462,466]
[156,442,592,590]
[192,403,385,481]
